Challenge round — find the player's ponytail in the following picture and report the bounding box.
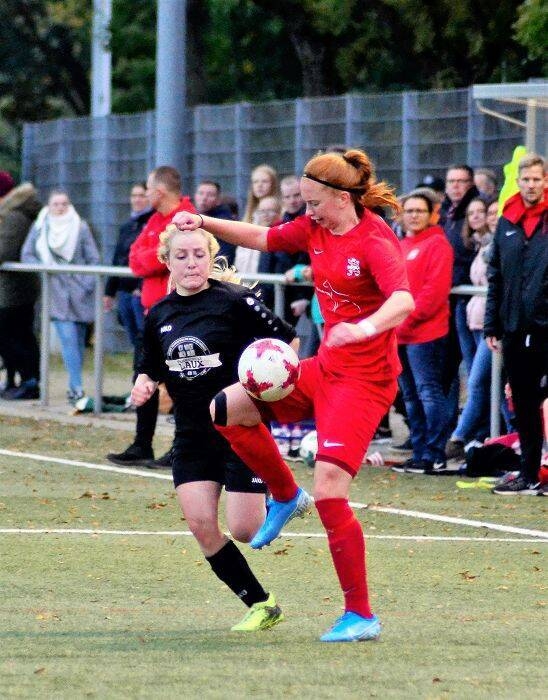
[303,148,401,216]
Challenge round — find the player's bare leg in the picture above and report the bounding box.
[210,383,312,547]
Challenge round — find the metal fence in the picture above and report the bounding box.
[20,86,528,353]
[0,262,503,437]
[22,87,528,263]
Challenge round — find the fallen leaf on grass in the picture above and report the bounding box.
[147,502,167,509]
[273,548,289,555]
[459,570,477,581]
[79,491,94,499]
[432,677,442,683]
[34,667,46,675]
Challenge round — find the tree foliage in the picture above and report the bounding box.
[0,0,544,170]
[514,0,548,72]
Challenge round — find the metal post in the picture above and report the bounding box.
[525,99,537,153]
[294,99,305,175]
[155,0,187,171]
[39,272,51,406]
[344,94,354,148]
[401,92,414,193]
[489,348,502,437]
[91,0,112,117]
[273,282,285,320]
[93,275,105,415]
[234,103,247,214]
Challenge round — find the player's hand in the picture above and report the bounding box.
[130,375,158,407]
[486,336,500,352]
[366,451,385,466]
[290,299,309,317]
[325,322,367,347]
[172,211,201,231]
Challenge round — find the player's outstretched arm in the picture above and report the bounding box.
[326,290,415,347]
[172,211,269,252]
[131,374,158,407]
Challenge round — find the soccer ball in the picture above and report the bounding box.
[238,338,300,402]
[299,430,317,467]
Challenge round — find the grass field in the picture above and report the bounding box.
[0,415,546,699]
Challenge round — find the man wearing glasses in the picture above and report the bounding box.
[439,165,480,436]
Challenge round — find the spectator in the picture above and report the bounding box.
[445,198,495,460]
[21,189,100,403]
[474,168,498,201]
[260,175,314,347]
[103,182,153,348]
[392,191,454,474]
[486,198,499,233]
[106,166,196,468]
[280,175,306,220]
[242,164,279,224]
[0,172,41,399]
[440,164,480,375]
[235,196,281,277]
[193,180,236,264]
[486,154,547,495]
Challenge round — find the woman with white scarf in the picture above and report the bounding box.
[21,189,100,403]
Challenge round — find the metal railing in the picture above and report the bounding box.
[0,263,502,435]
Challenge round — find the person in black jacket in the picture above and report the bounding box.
[103,183,153,348]
[485,154,547,495]
[193,180,236,264]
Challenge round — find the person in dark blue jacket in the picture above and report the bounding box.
[103,183,153,348]
[193,180,236,264]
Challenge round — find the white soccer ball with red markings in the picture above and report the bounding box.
[238,338,300,402]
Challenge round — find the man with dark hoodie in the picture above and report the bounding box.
[439,164,480,375]
[193,181,236,264]
[485,154,547,495]
[0,172,41,399]
[438,165,480,436]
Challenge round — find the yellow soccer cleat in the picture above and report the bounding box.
[230,592,284,632]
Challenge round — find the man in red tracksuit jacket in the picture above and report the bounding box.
[107,166,196,467]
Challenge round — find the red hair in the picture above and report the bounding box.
[304,149,401,215]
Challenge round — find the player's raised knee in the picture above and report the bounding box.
[210,390,227,426]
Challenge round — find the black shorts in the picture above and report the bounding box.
[171,428,267,494]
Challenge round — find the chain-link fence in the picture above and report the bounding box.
[22,87,528,263]
[20,86,529,351]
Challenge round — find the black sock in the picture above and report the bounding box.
[206,540,268,607]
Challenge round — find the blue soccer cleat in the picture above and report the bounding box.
[249,487,312,549]
[320,612,381,642]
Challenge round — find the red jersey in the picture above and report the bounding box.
[129,196,195,310]
[397,225,453,345]
[267,210,409,380]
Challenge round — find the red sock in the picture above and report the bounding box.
[215,423,298,501]
[315,497,373,618]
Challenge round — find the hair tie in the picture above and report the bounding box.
[302,172,366,195]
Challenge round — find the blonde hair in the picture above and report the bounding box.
[243,164,280,223]
[518,153,546,174]
[158,224,242,289]
[303,149,401,215]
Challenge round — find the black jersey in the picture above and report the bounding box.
[139,280,296,424]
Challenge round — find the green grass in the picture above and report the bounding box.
[0,417,546,699]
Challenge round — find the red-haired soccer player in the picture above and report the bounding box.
[173,149,414,642]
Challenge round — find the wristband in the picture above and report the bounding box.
[196,214,204,228]
[357,319,377,337]
[292,264,306,282]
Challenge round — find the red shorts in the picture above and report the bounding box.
[255,356,397,476]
